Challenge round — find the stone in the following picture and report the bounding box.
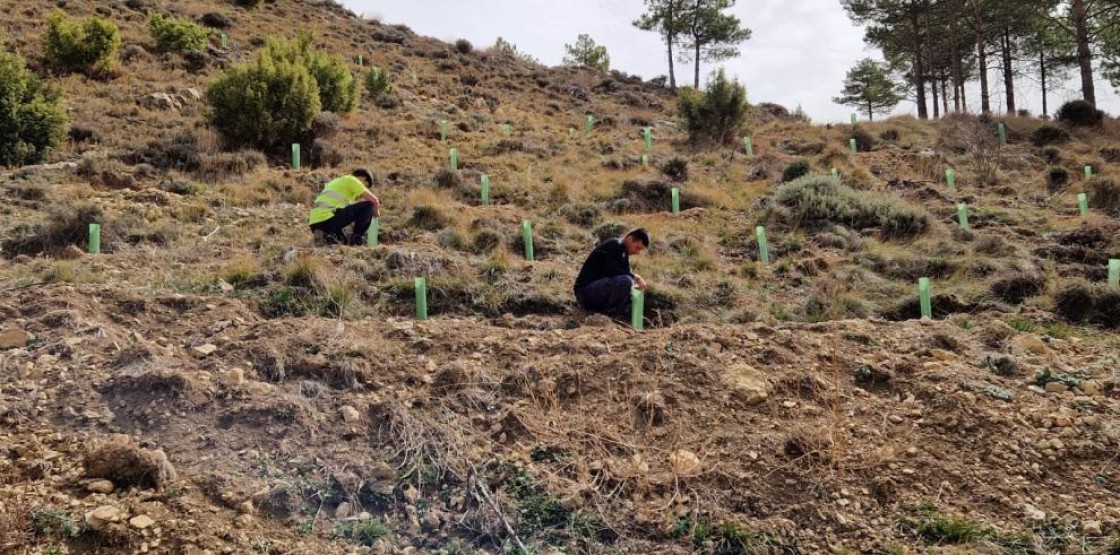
[340,406,361,424]
[335,501,352,519]
[56,245,85,260]
[1081,380,1102,396]
[183,88,202,101]
[1054,416,1073,428]
[1010,335,1048,356]
[402,485,419,504]
[130,515,155,529]
[723,364,771,406]
[192,344,218,357]
[237,500,254,514]
[1045,382,1069,394]
[668,449,701,476]
[1083,520,1103,536]
[1022,503,1046,522]
[930,349,955,361]
[86,479,115,494]
[85,505,123,530]
[233,514,253,528]
[138,93,182,111]
[0,328,31,350]
[218,368,244,388]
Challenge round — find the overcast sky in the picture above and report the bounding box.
[339,0,1120,123]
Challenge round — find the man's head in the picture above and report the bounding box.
[352,168,374,188]
[621,228,650,256]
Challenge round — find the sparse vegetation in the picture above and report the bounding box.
[776,175,930,239]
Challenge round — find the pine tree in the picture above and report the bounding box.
[834,58,904,121]
[677,0,752,88]
[563,34,610,70]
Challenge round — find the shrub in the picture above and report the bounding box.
[42,9,121,76]
[363,66,393,99]
[852,126,874,152]
[471,229,502,254]
[1053,280,1120,328]
[1046,166,1070,193]
[235,0,265,7]
[781,159,811,183]
[265,34,358,114]
[593,222,627,242]
[677,69,750,146]
[879,128,900,142]
[1042,146,1061,164]
[776,175,930,239]
[661,156,689,182]
[0,52,69,167]
[454,39,473,54]
[206,39,323,148]
[1088,177,1120,214]
[409,205,451,231]
[199,13,231,29]
[1031,125,1070,147]
[149,12,209,53]
[1056,100,1104,128]
[990,273,1046,304]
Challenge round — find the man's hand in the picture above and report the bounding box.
[633,273,648,291]
[361,191,381,217]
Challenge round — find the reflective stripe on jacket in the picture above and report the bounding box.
[308,176,368,225]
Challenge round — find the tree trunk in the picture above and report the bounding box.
[1002,28,1016,114]
[694,40,702,88]
[932,75,940,118]
[942,77,950,115]
[950,6,963,112]
[667,36,677,90]
[910,13,929,119]
[1040,51,1049,117]
[868,101,874,122]
[1072,0,1096,106]
[970,0,991,113]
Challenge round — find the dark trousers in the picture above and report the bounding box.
[310,202,373,245]
[576,275,634,318]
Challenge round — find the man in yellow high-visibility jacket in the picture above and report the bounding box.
[309,168,381,245]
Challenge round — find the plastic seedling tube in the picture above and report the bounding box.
[501,123,512,135]
[480,174,490,206]
[919,277,932,320]
[643,127,652,150]
[641,154,649,167]
[367,218,379,246]
[957,202,970,231]
[291,144,300,170]
[585,115,594,136]
[88,223,101,254]
[998,123,1007,145]
[946,168,957,190]
[671,187,680,214]
[755,226,770,265]
[831,168,839,179]
[1085,165,1093,179]
[744,136,754,157]
[221,33,228,48]
[849,138,858,153]
[357,54,363,67]
[449,148,458,171]
[1109,259,1120,289]
[631,287,644,331]
[522,220,534,261]
[415,277,428,320]
[1078,193,1089,218]
[851,114,857,125]
[439,120,448,141]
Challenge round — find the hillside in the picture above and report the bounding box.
[1,1,1120,554]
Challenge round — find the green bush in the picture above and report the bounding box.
[149,12,210,53]
[1031,124,1070,147]
[776,175,930,239]
[363,66,392,99]
[1088,176,1120,214]
[678,68,750,146]
[1056,100,1104,128]
[1046,166,1070,192]
[42,9,121,76]
[265,34,357,114]
[206,55,321,149]
[781,159,810,183]
[0,52,69,167]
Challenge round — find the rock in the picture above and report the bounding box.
[218,368,244,387]
[402,485,419,504]
[1083,520,1103,536]
[237,500,254,514]
[0,328,31,350]
[84,434,177,491]
[1081,380,1102,396]
[1022,503,1047,522]
[234,514,253,528]
[340,406,361,424]
[85,505,123,530]
[192,344,218,357]
[930,348,955,361]
[1045,382,1069,394]
[668,449,701,476]
[130,515,155,529]
[56,245,85,260]
[335,501,352,519]
[138,93,182,111]
[1054,415,1073,427]
[183,88,202,101]
[86,479,115,494]
[1010,335,1048,356]
[723,364,771,406]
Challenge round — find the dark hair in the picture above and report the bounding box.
[352,168,374,186]
[626,227,650,247]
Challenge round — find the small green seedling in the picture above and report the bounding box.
[998,122,1007,145]
[945,168,956,190]
[631,287,644,331]
[1078,193,1089,218]
[480,174,490,206]
[292,144,300,170]
[88,223,101,254]
[367,218,378,246]
[449,148,458,171]
[585,115,594,136]
[641,154,649,167]
[849,138,857,153]
[439,119,448,141]
[956,202,970,231]
[1109,259,1119,290]
[755,226,769,265]
[643,127,652,150]
[671,187,680,214]
[919,277,932,320]
[1085,165,1093,179]
[743,136,754,157]
[415,277,428,320]
[522,220,534,261]
[831,168,839,179]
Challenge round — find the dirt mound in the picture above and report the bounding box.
[84,435,177,491]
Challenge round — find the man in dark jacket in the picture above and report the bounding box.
[574,228,650,318]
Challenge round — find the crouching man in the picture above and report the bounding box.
[309,168,381,246]
[573,228,650,319]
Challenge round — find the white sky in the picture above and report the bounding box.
[339,0,1120,123]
